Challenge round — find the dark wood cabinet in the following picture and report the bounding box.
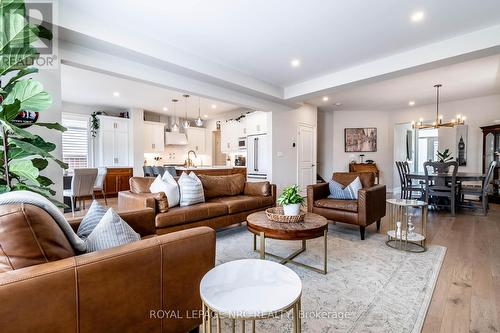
[481,124,500,203]
[104,167,133,196]
[349,163,380,184]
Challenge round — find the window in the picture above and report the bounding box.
[62,113,89,170]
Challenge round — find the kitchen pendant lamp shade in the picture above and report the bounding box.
[195,97,204,127]
[183,94,191,129]
[412,84,465,129]
[171,99,179,132]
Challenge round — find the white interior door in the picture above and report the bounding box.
[297,124,316,193]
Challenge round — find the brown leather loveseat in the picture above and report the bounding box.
[307,172,386,240]
[0,204,215,333]
[118,173,276,234]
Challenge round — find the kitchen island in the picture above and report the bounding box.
[174,166,246,177]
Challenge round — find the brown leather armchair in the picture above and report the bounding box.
[0,204,215,333]
[307,172,386,240]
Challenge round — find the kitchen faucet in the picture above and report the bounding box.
[186,150,198,167]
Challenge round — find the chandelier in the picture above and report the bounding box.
[412,84,465,129]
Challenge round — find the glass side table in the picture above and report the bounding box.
[386,199,428,253]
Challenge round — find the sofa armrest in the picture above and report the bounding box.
[0,227,216,333]
[118,191,157,213]
[358,185,386,226]
[307,183,329,212]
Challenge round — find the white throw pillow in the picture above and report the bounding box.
[85,208,140,252]
[149,174,180,208]
[178,172,205,207]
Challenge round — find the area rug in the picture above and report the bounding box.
[214,224,446,333]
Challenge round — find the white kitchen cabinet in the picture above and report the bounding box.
[245,111,267,136]
[221,120,240,153]
[186,127,206,154]
[144,121,165,153]
[96,116,130,167]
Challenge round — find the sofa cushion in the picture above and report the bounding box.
[314,198,358,213]
[198,174,246,199]
[244,181,271,196]
[333,172,374,189]
[208,195,260,214]
[155,202,228,228]
[130,177,155,193]
[149,173,180,208]
[0,204,76,273]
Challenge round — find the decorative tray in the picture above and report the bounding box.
[265,207,305,223]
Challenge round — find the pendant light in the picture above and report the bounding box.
[182,94,191,129]
[195,97,204,127]
[171,99,179,132]
[412,84,465,129]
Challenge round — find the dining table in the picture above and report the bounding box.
[407,172,485,182]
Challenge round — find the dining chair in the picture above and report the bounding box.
[459,160,497,215]
[143,165,154,177]
[152,166,165,177]
[63,168,98,217]
[93,167,108,206]
[396,161,424,200]
[423,161,459,216]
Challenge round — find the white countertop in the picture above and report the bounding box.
[175,165,246,171]
[199,259,302,318]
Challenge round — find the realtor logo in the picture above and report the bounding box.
[1,0,58,69]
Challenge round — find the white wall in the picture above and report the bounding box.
[271,103,317,193]
[317,109,334,180]
[330,110,392,186]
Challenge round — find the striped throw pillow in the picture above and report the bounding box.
[77,200,108,239]
[328,177,362,200]
[85,208,140,252]
[178,172,205,207]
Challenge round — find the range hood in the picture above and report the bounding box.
[165,132,188,145]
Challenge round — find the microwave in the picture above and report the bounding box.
[238,137,247,150]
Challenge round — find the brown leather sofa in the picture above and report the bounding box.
[0,204,215,333]
[118,174,277,234]
[307,172,386,240]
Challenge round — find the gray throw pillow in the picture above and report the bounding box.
[85,208,140,253]
[77,200,108,239]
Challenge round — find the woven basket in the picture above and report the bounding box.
[266,207,305,223]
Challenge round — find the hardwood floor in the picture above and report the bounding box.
[67,198,500,332]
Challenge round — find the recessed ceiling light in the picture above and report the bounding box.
[291,59,301,68]
[112,91,120,97]
[204,114,208,118]
[408,101,416,106]
[322,96,329,102]
[163,107,168,111]
[411,11,424,22]
[211,104,217,109]
[335,102,342,106]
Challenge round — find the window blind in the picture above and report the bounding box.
[62,113,89,170]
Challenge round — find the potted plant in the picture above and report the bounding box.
[436,149,454,172]
[0,0,68,206]
[277,185,304,216]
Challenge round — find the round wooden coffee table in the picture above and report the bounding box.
[247,211,328,274]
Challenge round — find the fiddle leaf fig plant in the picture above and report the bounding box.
[0,0,68,205]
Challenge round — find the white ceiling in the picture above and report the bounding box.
[60,0,500,88]
[61,65,240,117]
[308,54,500,111]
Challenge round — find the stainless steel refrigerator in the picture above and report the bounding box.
[247,134,268,181]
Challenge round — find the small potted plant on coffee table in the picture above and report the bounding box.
[277,185,304,216]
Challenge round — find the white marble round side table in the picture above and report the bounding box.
[199,259,302,333]
[386,198,428,252]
